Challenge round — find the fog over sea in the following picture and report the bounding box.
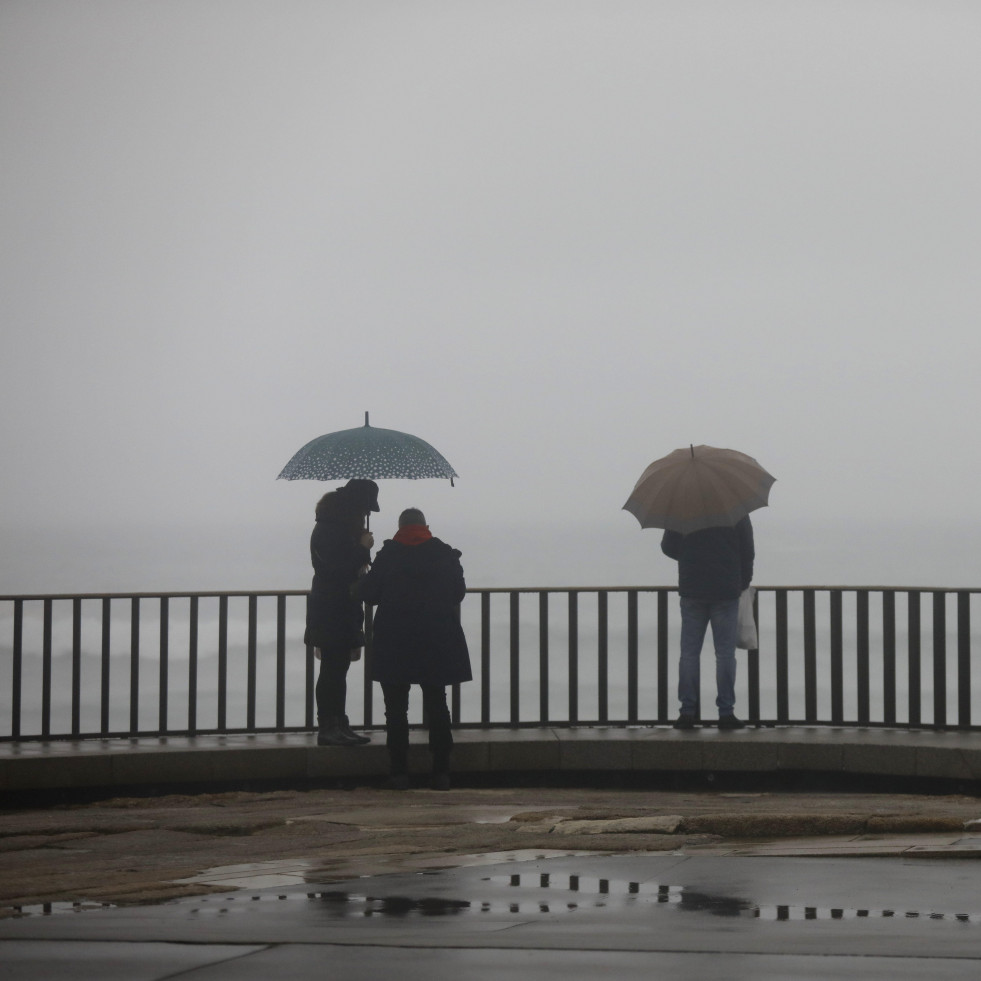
[1,516,978,595]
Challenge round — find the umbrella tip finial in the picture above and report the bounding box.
[364,411,370,427]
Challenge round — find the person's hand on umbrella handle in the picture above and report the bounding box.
[360,531,374,550]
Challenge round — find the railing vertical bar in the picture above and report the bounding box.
[247,595,258,731]
[539,592,549,725]
[71,597,82,737]
[597,592,608,724]
[829,590,843,724]
[509,592,520,724]
[129,597,140,735]
[305,640,316,730]
[856,590,870,725]
[100,597,111,737]
[480,592,491,724]
[188,596,198,734]
[656,590,669,721]
[158,597,169,734]
[568,592,579,724]
[746,590,760,723]
[276,594,286,731]
[303,592,315,730]
[907,591,921,728]
[775,589,789,723]
[803,590,817,723]
[882,591,896,725]
[932,591,946,728]
[957,592,971,727]
[41,599,52,738]
[217,595,228,732]
[12,599,23,739]
[363,603,374,728]
[627,590,638,723]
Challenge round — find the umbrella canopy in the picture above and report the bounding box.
[623,445,774,534]
[277,413,458,484]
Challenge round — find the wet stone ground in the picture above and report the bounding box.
[2,785,980,915]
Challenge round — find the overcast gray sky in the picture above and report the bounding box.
[2,1,979,591]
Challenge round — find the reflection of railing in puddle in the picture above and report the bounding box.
[11,873,981,924]
[6,900,117,917]
[170,874,981,924]
[482,872,981,922]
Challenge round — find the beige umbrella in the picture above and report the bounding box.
[623,445,775,534]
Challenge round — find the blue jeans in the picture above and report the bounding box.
[678,597,739,717]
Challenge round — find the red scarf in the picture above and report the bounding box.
[393,524,432,546]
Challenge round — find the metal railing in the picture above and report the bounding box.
[1,586,978,741]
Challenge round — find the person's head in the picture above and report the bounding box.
[398,507,427,528]
[336,479,380,515]
[314,479,380,528]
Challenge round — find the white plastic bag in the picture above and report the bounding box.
[736,587,757,650]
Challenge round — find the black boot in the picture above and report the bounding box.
[317,716,363,747]
[339,715,371,744]
[430,750,451,791]
[387,723,409,788]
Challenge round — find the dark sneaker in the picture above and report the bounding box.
[386,773,410,791]
[717,715,746,729]
[673,714,697,730]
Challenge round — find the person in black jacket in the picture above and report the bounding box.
[356,508,471,790]
[304,479,379,746]
[661,516,754,730]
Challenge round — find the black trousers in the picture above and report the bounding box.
[315,645,353,720]
[381,682,453,775]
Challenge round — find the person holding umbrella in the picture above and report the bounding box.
[661,517,755,729]
[304,478,380,747]
[623,445,773,731]
[356,507,472,790]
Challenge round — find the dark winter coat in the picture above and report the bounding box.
[660,516,755,601]
[356,536,472,687]
[304,511,371,650]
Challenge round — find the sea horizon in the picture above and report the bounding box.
[2,515,978,596]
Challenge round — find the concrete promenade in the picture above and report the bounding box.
[3,726,981,979]
[3,723,981,794]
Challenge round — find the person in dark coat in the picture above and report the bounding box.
[356,508,471,790]
[304,479,379,746]
[661,516,754,730]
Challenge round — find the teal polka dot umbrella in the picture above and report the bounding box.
[277,413,458,485]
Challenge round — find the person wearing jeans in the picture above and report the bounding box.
[661,516,754,729]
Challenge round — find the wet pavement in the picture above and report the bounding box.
[2,853,981,978]
[4,734,981,977]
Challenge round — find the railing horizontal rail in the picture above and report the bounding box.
[2,586,979,741]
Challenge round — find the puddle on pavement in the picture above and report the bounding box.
[178,870,981,925]
[6,900,117,917]
[11,862,981,925]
